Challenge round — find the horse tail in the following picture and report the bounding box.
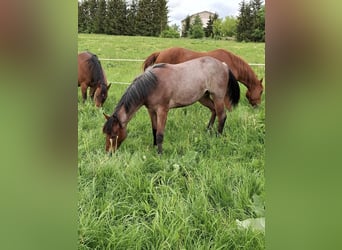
[227,69,240,107]
[142,52,160,71]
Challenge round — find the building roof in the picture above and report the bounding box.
[181,11,216,23]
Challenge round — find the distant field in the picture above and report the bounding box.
[78,34,265,85]
[78,34,265,249]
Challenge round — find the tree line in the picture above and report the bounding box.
[78,0,264,42]
[78,0,168,36]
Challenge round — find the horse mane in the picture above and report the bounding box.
[217,49,259,87]
[142,51,160,71]
[87,52,106,86]
[114,70,158,115]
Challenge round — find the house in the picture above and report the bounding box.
[181,11,216,34]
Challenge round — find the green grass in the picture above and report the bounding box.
[78,34,265,249]
[78,34,265,84]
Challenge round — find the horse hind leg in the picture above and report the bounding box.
[224,95,232,112]
[156,108,169,154]
[214,100,227,134]
[198,93,216,129]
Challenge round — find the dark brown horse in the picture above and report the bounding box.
[142,47,263,107]
[78,51,111,107]
[103,56,240,155]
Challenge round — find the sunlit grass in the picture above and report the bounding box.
[78,34,265,249]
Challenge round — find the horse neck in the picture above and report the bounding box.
[233,57,259,90]
[115,103,143,128]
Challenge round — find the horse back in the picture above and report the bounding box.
[78,52,92,85]
[149,56,228,108]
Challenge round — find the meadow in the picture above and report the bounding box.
[78,34,265,249]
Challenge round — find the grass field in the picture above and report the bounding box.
[78,34,265,249]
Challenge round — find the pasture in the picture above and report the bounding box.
[78,34,265,249]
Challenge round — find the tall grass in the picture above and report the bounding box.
[78,34,265,249]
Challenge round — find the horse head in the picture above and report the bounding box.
[94,83,111,107]
[103,112,126,155]
[246,78,263,107]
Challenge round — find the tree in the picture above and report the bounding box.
[78,1,88,33]
[93,0,107,34]
[221,16,237,38]
[182,15,191,37]
[106,0,127,35]
[151,0,168,36]
[126,0,138,35]
[189,15,204,39]
[87,0,98,33]
[252,4,265,41]
[136,0,167,36]
[77,0,169,37]
[212,19,222,39]
[236,0,265,42]
[236,0,253,41]
[204,13,218,38]
[160,24,180,38]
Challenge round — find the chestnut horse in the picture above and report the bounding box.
[103,56,240,155]
[78,52,111,107]
[142,47,263,107]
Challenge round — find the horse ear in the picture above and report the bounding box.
[103,113,110,120]
[259,78,263,84]
[107,83,111,90]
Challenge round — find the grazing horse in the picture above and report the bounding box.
[103,56,240,155]
[78,51,111,107]
[142,47,263,107]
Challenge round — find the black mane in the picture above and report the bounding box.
[114,70,158,115]
[87,53,105,86]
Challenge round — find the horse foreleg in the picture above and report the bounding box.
[156,108,168,154]
[198,94,216,129]
[148,109,157,146]
[80,84,88,103]
[89,86,96,100]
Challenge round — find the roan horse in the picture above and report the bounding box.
[78,51,111,107]
[142,47,263,107]
[103,56,240,155]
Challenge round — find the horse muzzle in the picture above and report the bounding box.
[108,136,119,156]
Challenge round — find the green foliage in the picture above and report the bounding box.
[78,34,265,249]
[105,0,127,35]
[181,15,191,37]
[222,16,237,38]
[93,0,107,34]
[126,0,138,35]
[189,15,205,39]
[212,19,223,39]
[160,26,180,38]
[78,0,168,37]
[237,0,265,42]
[204,13,218,38]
